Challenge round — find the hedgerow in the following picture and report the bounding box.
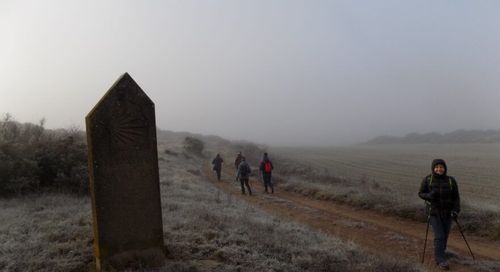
[0,115,88,195]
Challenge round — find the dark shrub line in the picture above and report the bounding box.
[0,117,88,196]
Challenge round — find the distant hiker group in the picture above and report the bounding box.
[211,151,275,196]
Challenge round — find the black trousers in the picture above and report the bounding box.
[240,177,252,195]
[214,168,221,181]
[263,173,274,193]
[430,213,452,264]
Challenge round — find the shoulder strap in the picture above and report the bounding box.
[428,175,453,190]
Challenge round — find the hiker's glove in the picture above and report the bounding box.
[451,211,458,219]
[427,190,438,200]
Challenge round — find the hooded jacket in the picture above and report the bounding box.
[237,160,251,179]
[212,155,223,170]
[418,159,460,215]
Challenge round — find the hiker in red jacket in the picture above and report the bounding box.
[259,153,274,194]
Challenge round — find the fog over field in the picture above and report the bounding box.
[2,1,500,145]
[272,144,500,210]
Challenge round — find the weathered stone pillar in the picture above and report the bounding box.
[86,73,164,271]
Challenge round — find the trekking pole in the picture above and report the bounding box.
[453,217,475,260]
[421,213,431,263]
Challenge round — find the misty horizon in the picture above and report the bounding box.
[4,111,499,147]
[2,1,500,146]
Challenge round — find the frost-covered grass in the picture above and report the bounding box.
[158,146,422,272]
[0,194,93,271]
[0,132,423,271]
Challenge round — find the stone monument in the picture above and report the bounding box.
[86,73,164,271]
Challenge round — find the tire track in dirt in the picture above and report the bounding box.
[204,164,500,272]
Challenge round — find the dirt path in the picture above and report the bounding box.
[204,164,500,272]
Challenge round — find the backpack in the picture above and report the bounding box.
[264,162,272,173]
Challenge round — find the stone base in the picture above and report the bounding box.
[96,247,165,272]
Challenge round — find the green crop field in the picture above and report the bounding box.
[272,144,500,211]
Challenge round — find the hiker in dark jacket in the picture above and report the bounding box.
[259,152,274,194]
[211,154,224,181]
[418,159,460,270]
[234,152,243,170]
[236,156,252,195]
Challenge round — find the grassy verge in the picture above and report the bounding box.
[274,157,500,241]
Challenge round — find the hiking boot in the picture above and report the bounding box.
[438,261,449,270]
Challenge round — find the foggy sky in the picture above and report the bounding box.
[1,0,500,146]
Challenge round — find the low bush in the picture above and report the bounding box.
[183,137,204,157]
[0,116,88,196]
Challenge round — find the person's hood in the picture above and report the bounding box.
[263,153,269,162]
[431,158,447,176]
[240,160,249,166]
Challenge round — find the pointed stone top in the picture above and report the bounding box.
[112,72,133,87]
[86,73,153,120]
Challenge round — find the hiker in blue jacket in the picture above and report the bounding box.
[259,153,274,194]
[418,159,460,270]
[236,156,252,195]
